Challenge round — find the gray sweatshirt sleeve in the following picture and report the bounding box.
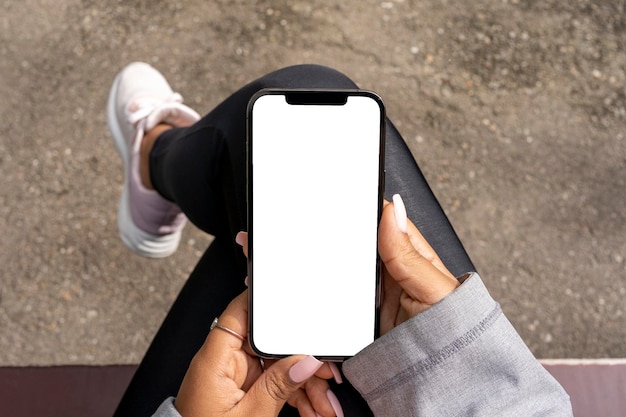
[152,397,181,417]
[343,272,572,416]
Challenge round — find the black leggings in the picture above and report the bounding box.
[113,64,474,417]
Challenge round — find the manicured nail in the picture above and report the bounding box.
[327,389,344,417]
[392,194,407,233]
[329,362,343,384]
[289,356,323,383]
[235,231,246,246]
[244,276,249,287]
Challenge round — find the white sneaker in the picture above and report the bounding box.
[106,62,201,258]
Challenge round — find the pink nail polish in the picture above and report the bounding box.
[327,389,344,417]
[235,231,246,246]
[392,194,408,233]
[289,356,323,383]
[244,276,249,287]
[329,362,343,384]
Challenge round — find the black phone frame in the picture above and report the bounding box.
[246,88,386,361]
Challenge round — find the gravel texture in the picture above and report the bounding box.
[0,0,624,366]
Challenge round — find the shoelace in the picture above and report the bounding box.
[127,92,184,153]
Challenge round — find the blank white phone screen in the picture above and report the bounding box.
[250,93,383,358]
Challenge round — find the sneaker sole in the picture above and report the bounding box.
[106,70,181,258]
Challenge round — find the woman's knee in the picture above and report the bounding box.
[257,64,359,89]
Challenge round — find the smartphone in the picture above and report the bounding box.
[247,89,385,361]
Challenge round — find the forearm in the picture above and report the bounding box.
[343,273,572,416]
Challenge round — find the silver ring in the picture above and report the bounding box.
[210,317,245,341]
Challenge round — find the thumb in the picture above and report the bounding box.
[238,355,323,417]
[379,195,459,308]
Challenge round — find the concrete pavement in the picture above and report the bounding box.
[1,0,624,366]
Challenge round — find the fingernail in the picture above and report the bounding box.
[235,231,246,246]
[327,389,344,417]
[244,276,249,287]
[392,194,407,233]
[329,362,343,384]
[289,356,323,383]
